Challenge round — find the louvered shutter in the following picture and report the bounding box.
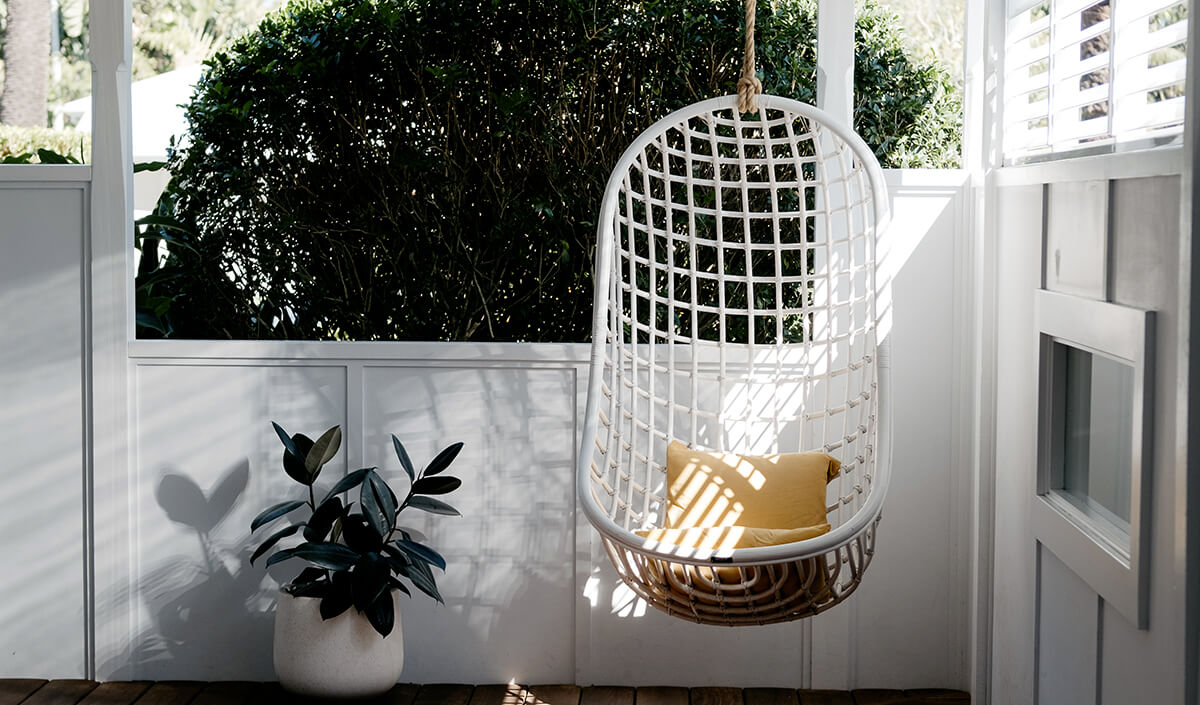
[1004,0,1187,161]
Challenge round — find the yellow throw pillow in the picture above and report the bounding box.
[635,525,830,551]
[663,440,840,535]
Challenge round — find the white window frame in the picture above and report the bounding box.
[1033,289,1154,629]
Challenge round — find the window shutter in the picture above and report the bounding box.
[1004,0,1187,160]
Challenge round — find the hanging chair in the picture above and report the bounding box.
[576,4,892,627]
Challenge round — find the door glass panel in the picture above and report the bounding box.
[1055,342,1133,532]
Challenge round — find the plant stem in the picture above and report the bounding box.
[308,484,316,511]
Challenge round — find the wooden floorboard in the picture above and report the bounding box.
[468,685,527,705]
[414,684,476,705]
[634,686,689,705]
[690,687,742,705]
[525,685,581,705]
[17,680,99,705]
[184,682,259,705]
[742,688,797,705]
[796,691,854,705]
[130,682,205,705]
[0,680,48,705]
[76,683,152,705]
[579,686,634,705]
[0,682,968,705]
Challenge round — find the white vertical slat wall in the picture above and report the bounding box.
[1004,0,1188,160]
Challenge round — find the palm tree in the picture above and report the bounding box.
[1,0,52,126]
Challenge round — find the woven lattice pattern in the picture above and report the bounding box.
[580,95,890,625]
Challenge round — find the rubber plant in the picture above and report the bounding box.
[250,422,463,637]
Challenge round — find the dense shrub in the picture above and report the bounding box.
[141,0,960,341]
[0,124,90,162]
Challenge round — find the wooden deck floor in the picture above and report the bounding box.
[0,681,968,705]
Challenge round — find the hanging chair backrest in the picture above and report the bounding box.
[580,95,891,553]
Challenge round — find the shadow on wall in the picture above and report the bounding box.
[99,459,280,679]
[365,365,578,683]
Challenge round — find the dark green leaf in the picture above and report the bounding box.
[133,214,194,234]
[423,442,463,476]
[319,572,354,620]
[251,499,307,531]
[365,589,395,637]
[392,435,415,482]
[382,543,408,564]
[388,577,412,597]
[353,553,391,613]
[321,467,372,505]
[294,566,327,585]
[305,425,342,479]
[412,476,462,496]
[133,161,167,173]
[342,513,384,552]
[266,542,359,571]
[361,470,396,537]
[303,496,344,542]
[289,578,330,598]
[250,523,303,564]
[272,421,297,456]
[406,495,460,516]
[399,558,443,603]
[36,148,75,164]
[396,538,447,571]
[283,434,316,485]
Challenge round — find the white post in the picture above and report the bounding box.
[816,0,855,125]
[89,0,134,680]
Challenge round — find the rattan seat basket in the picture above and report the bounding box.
[577,94,893,626]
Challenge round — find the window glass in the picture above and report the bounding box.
[1054,342,1133,536]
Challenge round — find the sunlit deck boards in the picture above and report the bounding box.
[0,682,969,705]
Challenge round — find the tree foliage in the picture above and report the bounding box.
[140,0,961,342]
[0,0,280,131]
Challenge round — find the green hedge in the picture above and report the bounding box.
[0,125,90,163]
[140,0,961,341]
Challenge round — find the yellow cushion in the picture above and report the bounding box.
[635,525,830,551]
[663,440,840,535]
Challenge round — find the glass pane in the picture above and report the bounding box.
[1058,343,1133,529]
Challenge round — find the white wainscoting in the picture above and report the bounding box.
[0,170,971,689]
[0,169,91,679]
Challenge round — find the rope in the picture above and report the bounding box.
[737,0,762,114]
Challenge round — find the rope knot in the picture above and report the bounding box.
[737,74,762,114]
[737,0,761,114]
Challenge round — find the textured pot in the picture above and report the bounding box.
[273,589,404,698]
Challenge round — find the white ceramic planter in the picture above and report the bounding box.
[273,589,404,698]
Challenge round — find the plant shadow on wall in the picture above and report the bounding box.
[102,459,278,677]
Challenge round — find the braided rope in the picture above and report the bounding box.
[737,0,762,114]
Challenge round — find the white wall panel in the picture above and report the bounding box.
[0,185,88,678]
[1036,547,1098,705]
[360,365,577,684]
[127,363,346,680]
[825,175,969,690]
[990,184,1045,705]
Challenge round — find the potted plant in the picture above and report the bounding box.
[250,422,463,698]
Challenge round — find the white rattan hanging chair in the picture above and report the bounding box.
[576,7,892,626]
